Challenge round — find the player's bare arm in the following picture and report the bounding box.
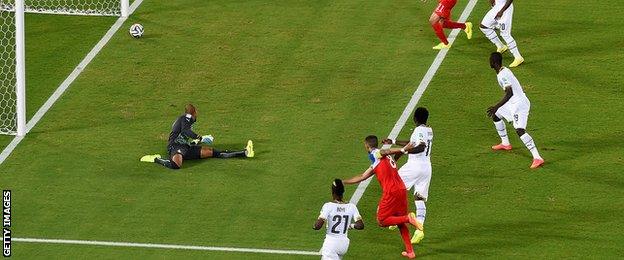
[382,138,410,146]
[496,0,513,19]
[352,218,364,230]
[487,87,513,118]
[489,0,495,7]
[313,218,325,230]
[343,167,375,184]
[378,142,416,156]
[406,142,427,154]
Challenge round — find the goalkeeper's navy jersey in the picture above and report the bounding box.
[168,114,200,147]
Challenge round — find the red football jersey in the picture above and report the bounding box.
[368,149,405,193]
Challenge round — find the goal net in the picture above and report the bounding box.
[0,0,129,135]
[0,8,17,135]
[2,0,128,16]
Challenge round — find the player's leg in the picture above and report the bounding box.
[430,12,450,49]
[155,155,182,169]
[499,5,524,67]
[442,19,472,39]
[512,111,544,168]
[378,190,423,229]
[398,224,416,259]
[491,106,512,150]
[410,164,430,244]
[203,140,254,158]
[480,8,506,52]
[155,145,184,169]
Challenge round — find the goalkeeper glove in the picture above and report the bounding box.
[201,135,214,145]
[191,135,214,145]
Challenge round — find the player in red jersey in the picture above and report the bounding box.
[425,0,473,50]
[343,135,423,259]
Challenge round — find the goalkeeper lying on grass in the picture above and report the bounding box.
[140,104,254,169]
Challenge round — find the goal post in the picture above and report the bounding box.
[14,0,24,136]
[0,0,130,136]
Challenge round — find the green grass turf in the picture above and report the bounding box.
[1,0,623,259]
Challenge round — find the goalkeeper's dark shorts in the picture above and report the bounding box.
[168,144,202,160]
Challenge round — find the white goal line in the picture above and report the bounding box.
[348,0,479,205]
[14,237,321,256]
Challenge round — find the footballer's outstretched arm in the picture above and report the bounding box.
[343,167,375,184]
[487,87,513,117]
[382,138,410,146]
[313,218,325,230]
[379,142,417,156]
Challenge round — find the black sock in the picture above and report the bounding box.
[155,158,180,169]
[213,149,246,158]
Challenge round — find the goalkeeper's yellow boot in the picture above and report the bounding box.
[411,229,425,244]
[497,45,508,53]
[432,42,451,50]
[140,154,161,162]
[245,140,255,158]
[509,56,524,67]
[464,22,473,39]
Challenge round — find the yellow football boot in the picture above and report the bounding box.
[411,229,425,244]
[497,45,508,53]
[464,22,473,39]
[432,42,451,50]
[245,140,255,158]
[509,56,525,67]
[140,154,161,162]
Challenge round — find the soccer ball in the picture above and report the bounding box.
[129,23,144,38]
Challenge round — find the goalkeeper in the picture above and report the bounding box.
[141,104,254,169]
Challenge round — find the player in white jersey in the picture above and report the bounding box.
[487,52,544,169]
[480,0,524,67]
[382,107,433,244]
[314,179,364,260]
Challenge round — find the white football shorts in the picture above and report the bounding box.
[481,4,514,33]
[398,161,432,201]
[321,236,349,260]
[496,99,530,129]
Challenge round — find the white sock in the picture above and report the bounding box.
[494,120,510,145]
[415,200,426,225]
[520,133,542,159]
[480,27,504,49]
[502,33,522,58]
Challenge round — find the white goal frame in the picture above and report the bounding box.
[6,0,129,136]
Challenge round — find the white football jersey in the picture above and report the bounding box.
[319,202,361,238]
[497,67,529,104]
[408,125,433,162]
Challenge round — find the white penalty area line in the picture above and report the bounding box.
[0,0,145,165]
[348,0,479,205]
[13,238,320,256]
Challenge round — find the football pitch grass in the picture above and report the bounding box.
[1,0,623,258]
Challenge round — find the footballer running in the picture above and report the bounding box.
[314,179,364,260]
[343,136,423,259]
[487,53,544,168]
[140,104,254,169]
[382,107,433,244]
[424,0,473,50]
